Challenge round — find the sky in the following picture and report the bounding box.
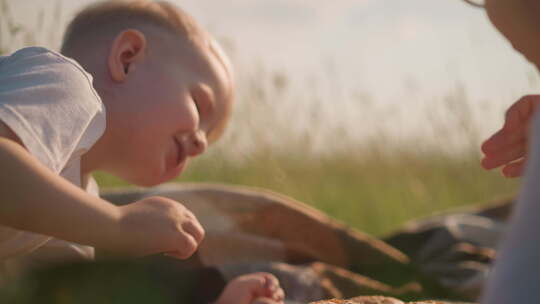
[7,0,540,147]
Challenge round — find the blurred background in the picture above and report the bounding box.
[0,0,531,236]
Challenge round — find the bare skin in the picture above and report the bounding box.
[0,122,204,258]
[1,8,232,253]
[1,116,283,304]
[0,23,282,304]
[78,29,222,186]
[481,95,540,177]
[216,273,285,304]
[0,4,285,304]
[0,27,218,258]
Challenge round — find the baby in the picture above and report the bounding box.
[0,1,283,303]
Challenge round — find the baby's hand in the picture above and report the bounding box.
[215,272,285,304]
[481,95,540,177]
[114,196,204,258]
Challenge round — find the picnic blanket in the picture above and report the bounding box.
[3,183,511,303]
[99,183,511,303]
[102,183,419,302]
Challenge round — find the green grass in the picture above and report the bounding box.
[95,147,519,237]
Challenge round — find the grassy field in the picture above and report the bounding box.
[95,146,519,237]
[93,60,520,238]
[94,58,520,238]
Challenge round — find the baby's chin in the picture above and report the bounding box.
[125,161,188,187]
[155,158,189,185]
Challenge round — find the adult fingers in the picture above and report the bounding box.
[483,95,540,154]
[481,142,526,170]
[482,126,526,155]
[502,158,527,178]
[504,95,540,131]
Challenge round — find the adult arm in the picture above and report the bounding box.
[481,112,540,303]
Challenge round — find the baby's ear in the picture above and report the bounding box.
[108,29,147,82]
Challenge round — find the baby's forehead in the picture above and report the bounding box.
[63,0,200,49]
[207,46,234,112]
[151,30,233,106]
[182,37,233,97]
[193,39,234,142]
[208,37,234,90]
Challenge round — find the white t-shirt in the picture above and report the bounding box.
[0,47,106,264]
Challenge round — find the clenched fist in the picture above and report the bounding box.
[113,196,205,258]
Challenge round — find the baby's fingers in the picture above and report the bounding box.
[271,288,285,302]
[261,274,282,297]
[181,214,205,244]
[262,277,284,302]
[165,231,199,259]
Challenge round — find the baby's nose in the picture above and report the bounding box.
[184,130,207,157]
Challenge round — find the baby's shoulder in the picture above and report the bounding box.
[0,47,102,109]
[7,47,81,71]
[4,47,94,90]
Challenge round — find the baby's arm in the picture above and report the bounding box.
[0,122,204,258]
[481,112,540,303]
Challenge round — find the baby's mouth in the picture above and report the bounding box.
[174,138,187,167]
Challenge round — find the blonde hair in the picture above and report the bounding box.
[61,0,206,53]
[61,0,234,143]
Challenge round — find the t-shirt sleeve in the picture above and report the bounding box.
[0,47,106,173]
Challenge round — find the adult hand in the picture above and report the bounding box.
[115,196,205,258]
[481,95,540,177]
